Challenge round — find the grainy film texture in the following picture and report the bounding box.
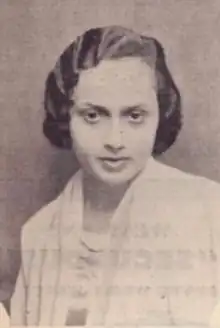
[1,1,220,327]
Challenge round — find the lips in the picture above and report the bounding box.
[99,157,130,171]
[100,157,129,161]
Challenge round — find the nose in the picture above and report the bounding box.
[104,121,124,153]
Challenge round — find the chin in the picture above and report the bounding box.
[94,170,139,187]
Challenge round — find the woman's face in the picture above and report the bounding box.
[70,57,159,186]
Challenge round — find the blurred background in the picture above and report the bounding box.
[0,0,220,306]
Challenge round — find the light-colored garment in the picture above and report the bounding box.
[10,158,220,326]
[0,303,9,327]
[210,301,220,328]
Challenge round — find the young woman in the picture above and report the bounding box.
[10,26,220,326]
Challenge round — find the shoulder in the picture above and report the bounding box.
[148,159,214,182]
[152,158,220,185]
[141,158,220,201]
[21,171,81,249]
[21,198,59,249]
[155,161,220,220]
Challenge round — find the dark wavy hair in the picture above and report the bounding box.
[43,26,182,156]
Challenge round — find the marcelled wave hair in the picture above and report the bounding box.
[43,26,182,156]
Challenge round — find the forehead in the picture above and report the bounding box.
[74,58,156,109]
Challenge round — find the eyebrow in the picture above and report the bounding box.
[78,102,147,115]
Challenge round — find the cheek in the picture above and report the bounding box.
[125,119,159,152]
[70,119,102,156]
[70,120,88,153]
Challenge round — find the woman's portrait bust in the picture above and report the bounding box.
[9,25,220,326]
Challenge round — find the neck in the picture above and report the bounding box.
[83,173,130,211]
[82,172,130,232]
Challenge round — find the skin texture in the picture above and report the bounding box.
[70,57,159,188]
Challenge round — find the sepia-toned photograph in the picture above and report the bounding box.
[1,1,220,327]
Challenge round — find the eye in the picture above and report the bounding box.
[128,110,145,124]
[83,109,100,124]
